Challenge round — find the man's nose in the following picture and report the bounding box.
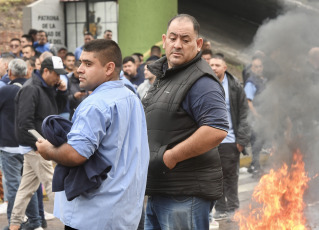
[174,38,182,49]
[77,64,84,73]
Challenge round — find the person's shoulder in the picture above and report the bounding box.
[192,75,221,90]
[75,46,82,51]
[226,72,243,87]
[186,75,223,101]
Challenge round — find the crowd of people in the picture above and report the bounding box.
[1,13,319,230]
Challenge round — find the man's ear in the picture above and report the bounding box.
[8,69,13,80]
[105,62,116,77]
[162,34,166,49]
[196,38,203,52]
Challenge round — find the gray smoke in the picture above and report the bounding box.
[245,0,319,210]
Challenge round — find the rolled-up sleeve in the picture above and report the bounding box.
[244,82,256,101]
[67,104,111,159]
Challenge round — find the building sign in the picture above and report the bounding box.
[23,0,65,49]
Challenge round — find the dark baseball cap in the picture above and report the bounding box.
[41,56,68,75]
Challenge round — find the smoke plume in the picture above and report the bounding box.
[245,0,319,212]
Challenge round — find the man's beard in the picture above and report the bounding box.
[124,71,134,79]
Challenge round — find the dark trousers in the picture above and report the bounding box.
[215,143,240,212]
[250,129,265,169]
[36,184,44,220]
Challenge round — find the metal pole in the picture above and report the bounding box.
[86,0,90,33]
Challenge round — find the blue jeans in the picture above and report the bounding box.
[0,151,40,226]
[0,152,8,201]
[145,195,215,230]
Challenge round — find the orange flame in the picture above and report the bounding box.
[235,149,310,230]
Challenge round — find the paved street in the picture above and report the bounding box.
[0,168,258,230]
[1,165,318,229]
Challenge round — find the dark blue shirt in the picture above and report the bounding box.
[182,76,229,132]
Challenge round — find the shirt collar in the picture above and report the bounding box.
[91,80,124,95]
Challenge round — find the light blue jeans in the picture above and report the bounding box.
[145,195,215,230]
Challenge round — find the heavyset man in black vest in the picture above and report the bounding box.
[142,14,229,229]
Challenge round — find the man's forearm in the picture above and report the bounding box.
[37,141,87,167]
[163,125,227,168]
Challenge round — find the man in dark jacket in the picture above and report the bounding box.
[10,56,67,230]
[142,14,229,229]
[0,59,40,229]
[209,54,250,221]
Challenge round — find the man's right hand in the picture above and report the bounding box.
[74,91,87,100]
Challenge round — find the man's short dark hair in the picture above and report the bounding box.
[22,34,34,44]
[212,53,225,61]
[65,52,75,59]
[22,45,35,51]
[202,49,213,56]
[132,53,143,62]
[28,29,38,36]
[84,31,93,37]
[38,30,48,37]
[10,38,21,43]
[23,56,36,68]
[122,56,135,65]
[104,29,112,34]
[83,39,122,74]
[167,14,200,36]
[150,45,161,57]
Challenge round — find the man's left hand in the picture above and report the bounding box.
[163,149,178,169]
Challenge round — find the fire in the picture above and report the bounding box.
[235,149,311,230]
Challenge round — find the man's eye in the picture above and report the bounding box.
[170,37,176,41]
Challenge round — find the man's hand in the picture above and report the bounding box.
[36,139,54,161]
[236,143,244,153]
[9,225,20,230]
[56,79,67,91]
[74,91,87,99]
[163,149,178,169]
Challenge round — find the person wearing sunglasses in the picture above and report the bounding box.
[9,38,22,58]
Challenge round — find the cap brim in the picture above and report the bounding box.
[54,69,68,75]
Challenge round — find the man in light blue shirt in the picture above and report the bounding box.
[36,39,149,230]
[74,32,94,61]
[244,57,266,176]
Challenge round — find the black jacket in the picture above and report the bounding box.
[142,53,224,201]
[68,73,88,119]
[15,70,67,150]
[226,72,250,147]
[0,78,26,147]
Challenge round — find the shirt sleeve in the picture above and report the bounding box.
[244,82,257,101]
[67,104,111,159]
[182,76,229,132]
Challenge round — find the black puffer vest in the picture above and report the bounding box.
[142,52,224,201]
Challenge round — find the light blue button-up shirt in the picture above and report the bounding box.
[54,80,149,230]
[221,74,236,143]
